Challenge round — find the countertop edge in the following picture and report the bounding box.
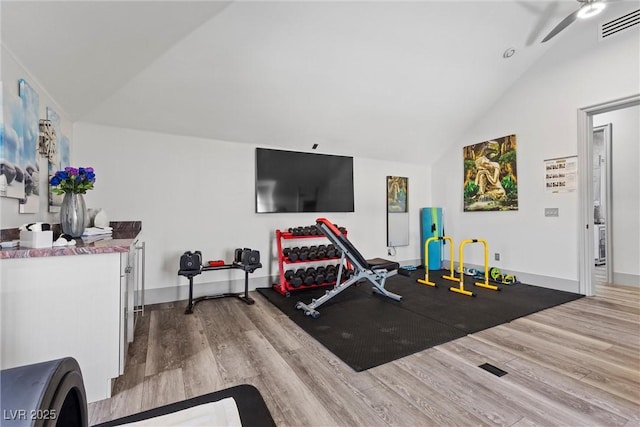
[0,221,142,260]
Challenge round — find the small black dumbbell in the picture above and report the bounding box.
[326,244,336,258]
[317,245,327,259]
[303,267,316,286]
[308,245,318,260]
[284,270,295,282]
[298,246,309,261]
[291,269,306,288]
[325,265,337,283]
[315,266,326,285]
[285,247,300,262]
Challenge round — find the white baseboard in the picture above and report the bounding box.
[442,260,581,294]
[613,272,640,287]
[142,275,278,306]
[142,258,587,306]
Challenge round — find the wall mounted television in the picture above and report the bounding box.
[255,148,355,213]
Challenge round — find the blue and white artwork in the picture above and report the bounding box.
[0,83,3,157]
[19,79,40,213]
[1,86,26,199]
[47,106,70,212]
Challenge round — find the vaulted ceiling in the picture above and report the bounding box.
[2,1,638,163]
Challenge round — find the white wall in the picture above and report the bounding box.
[594,105,640,286]
[431,27,639,293]
[1,45,73,227]
[73,122,431,303]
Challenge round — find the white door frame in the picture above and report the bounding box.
[577,94,640,296]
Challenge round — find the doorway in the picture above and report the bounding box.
[592,124,612,287]
[578,94,640,296]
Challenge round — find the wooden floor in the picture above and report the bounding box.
[89,283,640,426]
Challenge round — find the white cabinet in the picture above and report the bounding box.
[0,233,143,403]
[1,253,122,403]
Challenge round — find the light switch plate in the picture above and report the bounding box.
[545,208,559,217]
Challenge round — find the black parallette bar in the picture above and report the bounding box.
[479,363,507,377]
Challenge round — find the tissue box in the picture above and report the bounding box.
[19,230,53,248]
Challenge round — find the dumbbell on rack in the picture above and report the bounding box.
[292,268,307,288]
[303,268,316,286]
[283,247,300,262]
[298,246,309,261]
[325,265,337,283]
[326,244,336,258]
[316,245,327,259]
[315,266,326,285]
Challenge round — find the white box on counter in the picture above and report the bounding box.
[19,230,53,248]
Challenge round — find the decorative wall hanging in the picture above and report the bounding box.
[387,176,408,212]
[544,156,577,193]
[18,79,40,213]
[1,87,26,199]
[39,119,56,160]
[46,107,70,212]
[463,134,518,212]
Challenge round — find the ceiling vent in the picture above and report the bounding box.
[599,9,640,40]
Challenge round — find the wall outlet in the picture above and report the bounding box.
[494,253,500,261]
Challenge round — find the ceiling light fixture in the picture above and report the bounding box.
[577,2,606,19]
[503,48,516,59]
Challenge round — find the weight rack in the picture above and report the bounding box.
[273,228,351,297]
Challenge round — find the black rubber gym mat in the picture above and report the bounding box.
[256,271,582,372]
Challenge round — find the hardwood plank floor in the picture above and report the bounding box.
[89,284,640,426]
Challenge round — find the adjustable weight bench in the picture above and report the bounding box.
[295,218,402,318]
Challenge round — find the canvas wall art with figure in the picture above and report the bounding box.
[463,135,518,212]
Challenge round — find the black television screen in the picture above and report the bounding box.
[255,148,354,213]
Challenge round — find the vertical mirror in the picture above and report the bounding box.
[387,176,409,247]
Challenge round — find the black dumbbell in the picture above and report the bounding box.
[298,246,309,261]
[291,269,306,288]
[315,267,326,285]
[317,245,327,259]
[303,267,316,286]
[326,244,336,258]
[285,247,300,262]
[308,246,318,260]
[284,270,295,282]
[325,265,337,283]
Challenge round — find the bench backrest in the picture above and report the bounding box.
[316,218,368,270]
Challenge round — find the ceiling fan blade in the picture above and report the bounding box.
[541,8,581,42]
